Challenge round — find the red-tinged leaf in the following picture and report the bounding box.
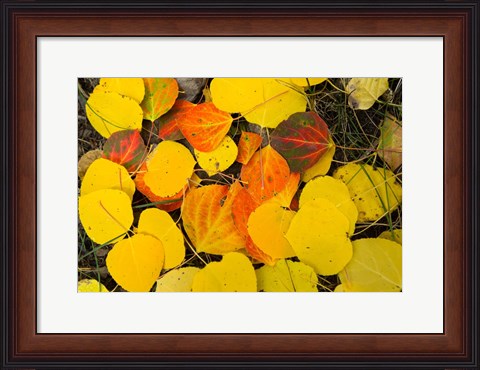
[240,145,290,203]
[135,163,185,212]
[245,236,276,266]
[102,130,147,173]
[267,172,300,208]
[141,78,179,122]
[231,186,260,238]
[270,111,331,173]
[176,102,233,152]
[182,183,245,255]
[158,100,195,140]
[236,131,262,164]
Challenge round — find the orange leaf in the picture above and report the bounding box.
[236,131,262,164]
[135,163,184,212]
[176,102,233,151]
[266,172,300,208]
[158,100,195,141]
[245,236,276,266]
[182,183,245,255]
[231,186,260,238]
[141,78,178,122]
[240,145,290,203]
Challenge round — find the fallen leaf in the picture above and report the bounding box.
[256,259,318,292]
[156,267,200,292]
[241,145,290,203]
[299,176,358,235]
[302,140,336,182]
[286,78,327,87]
[102,129,147,173]
[106,234,164,292]
[78,149,103,180]
[245,236,276,266]
[285,198,353,276]
[231,186,260,238]
[96,77,145,104]
[270,111,331,173]
[338,238,402,292]
[191,252,257,292]
[141,78,179,122]
[195,135,238,176]
[78,189,133,245]
[143,141,196,197]
[134,162,185,212]
[78,279,109,292]
[378,229,402,244]
[248,203,296,261]
[346,78,389,110]
[333,163,402,222]
[265,172,300,208]
[137,208,185,270]
[176,102,233,151]
[210,78,307,128]
[86,90,143,138]
[378,114,402,170]
[80,158,135,200]
[158,100,195,140]
[182,183,246,254]
[236,131,263,164]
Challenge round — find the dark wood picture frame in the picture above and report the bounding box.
[1,1,479,369]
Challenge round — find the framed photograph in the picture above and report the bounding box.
[1,1,478,368]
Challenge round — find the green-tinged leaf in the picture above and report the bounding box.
[102,130,147,173]
[141,78,179,122]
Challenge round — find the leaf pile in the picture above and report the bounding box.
[78,77,402,292]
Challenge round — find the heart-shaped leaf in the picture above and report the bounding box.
[240,145,290,203]
[270,112,331,173]
[106,234,164,292]
[346,78,389,110]
[286,198,353,276]
[191,252,256,292]
[182,183,245,255]
[80,158,136,200]
[338,238,402,292]
[78,189,133,245]
[176,102,233,152]
[102,129,147,173]
[141,78,179,122]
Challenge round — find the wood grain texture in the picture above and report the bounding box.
[2,1,478,368]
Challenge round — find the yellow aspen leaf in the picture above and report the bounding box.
[345,78,389,110]
[78,279,109,292]
[334,284,346,292]
[137,208,185,270]
[141,78,179,122]
[195,135,238,176]
[256,259,318,292]
[96,77,145,104]
[86,90,143,138]
[106,234,164,292]
[182,183,246,255]
[191,252,256,292]
[78,149,103,180]
[285,199,353,276]
[299,176,358,236]
[144,141,196,197]
[284,78,327,87]
[155,267,200,292]
[236,131,262,165]
[241,145,290,203]
[333,163,402,222]
[378,114,402,170]
[338,238,402,292]
[80,158,135,201]
[265,172,300,208]
[210,78,307,128]
[78,189,133,245]
[378,229,403,244]
[302,141,336,182]
[247,203,296,261]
